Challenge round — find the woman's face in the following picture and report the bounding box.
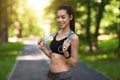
[56,9,72,29]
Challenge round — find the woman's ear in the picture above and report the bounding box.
[70,15,73,21]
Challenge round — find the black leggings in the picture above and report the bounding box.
[47,71,73,80]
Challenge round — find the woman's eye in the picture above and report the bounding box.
[56,16,65,19]
[61,16,65,18]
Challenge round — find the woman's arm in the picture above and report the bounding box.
[38,38,51,58]
[40,47,51,58]
[64,34,79,67]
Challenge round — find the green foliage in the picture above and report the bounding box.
[0,42,23,80]
[8,0,44,37]
[101,0,120,34]
[79,38,120,80]
[1,0,119,38]
[45,0,119,35]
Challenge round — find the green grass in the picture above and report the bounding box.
[0,42,23,80]
[79,38,120,80]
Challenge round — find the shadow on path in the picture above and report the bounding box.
[8,39,112,80]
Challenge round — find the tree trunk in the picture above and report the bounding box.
[0,25,8,43]
[0,1,9,44]
[117,16,120,56]
[94,0,106,49]
[86,1,93,51]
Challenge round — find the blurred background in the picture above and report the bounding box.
[0,0,120,80]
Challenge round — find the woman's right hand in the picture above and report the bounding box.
[38,38,44,49]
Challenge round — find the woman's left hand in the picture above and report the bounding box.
[62,40,70,51]
[62,40,70,58]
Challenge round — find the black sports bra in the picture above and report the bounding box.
[50,32,71,56]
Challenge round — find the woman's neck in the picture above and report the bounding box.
[61,27,70,34]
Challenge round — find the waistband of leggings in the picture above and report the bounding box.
[49,70,71,75]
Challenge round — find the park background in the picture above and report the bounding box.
[0,0,120,80]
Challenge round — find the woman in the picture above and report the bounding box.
[38,4,79,80]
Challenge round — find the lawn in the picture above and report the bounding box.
[0,42,23,80]
[79,38,120,80]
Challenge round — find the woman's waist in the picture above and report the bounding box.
[50,63,69,73]
[50,55,66,65]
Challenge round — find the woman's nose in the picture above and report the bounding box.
[58,17,62,22]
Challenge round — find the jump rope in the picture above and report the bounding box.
[43,30,74,53]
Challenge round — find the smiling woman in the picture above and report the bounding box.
[38,4,79,80]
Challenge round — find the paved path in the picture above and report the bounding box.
[8,39,112,80]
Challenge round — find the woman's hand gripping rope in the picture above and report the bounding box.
[38,38,44,50]
[62,40,71,58]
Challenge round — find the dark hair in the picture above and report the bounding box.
[57,4,75,32]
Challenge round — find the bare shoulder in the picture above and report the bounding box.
[70,33,79,48]
[70,33,79,42]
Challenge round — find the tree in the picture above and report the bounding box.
[116,15,120,56]
[0,0,10,43]
[0,0,22,43]
[86,0,93,51]
[93,0,110,50]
